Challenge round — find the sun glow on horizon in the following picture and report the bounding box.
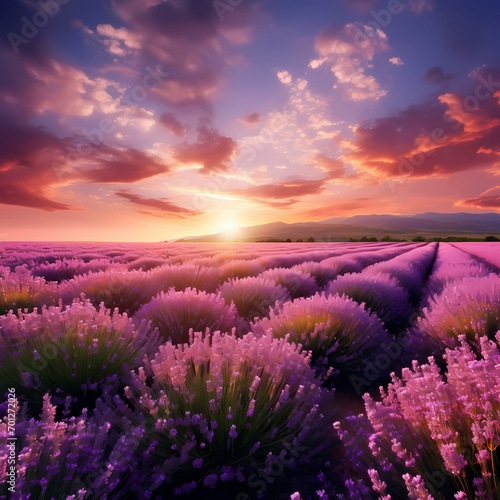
[217,218,242,240]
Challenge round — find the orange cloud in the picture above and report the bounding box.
[313,154,346,179]
[341,70,500,180]
[455,186,500,209]
[0,122,77,211]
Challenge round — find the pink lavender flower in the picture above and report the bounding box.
[147,263,220,293]
[439,443,467,475]
[417,273,500,348]
[403,474,435,500]
[58,268,152,315]
[133,288,241,343]
[125,329,328,493]
[0,265,57,315]
[0,299,158,415]
[218,276,289,322]
[338,334,500,500]
[252,292,390,386]
[259,267,318,299]
[326,271,412,331]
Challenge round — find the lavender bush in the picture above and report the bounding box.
[421,243,493,305]
[290,262,339,289]
[215,259,264,281]
[252,293,391,388]
[0,300,158,416]
[124,329,330,497]
[218,276,290,323]
[0,241,497,499]
[0,266,57,316]
[326,272,412,332]
[127,257,168,272]
[333,333,500,499]
[259,267,318,299]
[148,263,220,294]
[365,243,438,301]
[133,288,242,343]
[0,394,143,499]
[58,269,153,315]
[416,273,500,349]
[31,258,111,283]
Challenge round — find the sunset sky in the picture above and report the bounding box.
[1,0,500,241]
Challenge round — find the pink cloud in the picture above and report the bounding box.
[159,113,186,137]
[116,191,202,217]
[300,198,373,219]
[309,23,389,101]
[107,0,262,110]
[228,177,328,207]
[0,120,175,212]
[389,57,404,66]
[240,112,262,125]
[172,122,239,174]
[0,123,77,211]
[78,147,170,183]
[95,24,141,56]
[0,183,75,212]
[277,70,293,85]
[456,186,500,209]
[313,154,346,179]
[0,45,124,119]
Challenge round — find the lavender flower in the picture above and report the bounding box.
[124,329,329,494]
[252,292,391,387]
[326,272,412,332]
[218,276,290,322]
[133,288,241,343]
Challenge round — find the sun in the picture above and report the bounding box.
[222,220,239,233]
[218,219,241,241]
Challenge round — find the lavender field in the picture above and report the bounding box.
[0,241,499,500]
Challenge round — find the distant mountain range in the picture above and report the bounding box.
[175,212,500,242]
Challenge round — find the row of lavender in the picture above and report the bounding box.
[0,242,499,499]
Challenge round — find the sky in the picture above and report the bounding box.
[1,0,500,241]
